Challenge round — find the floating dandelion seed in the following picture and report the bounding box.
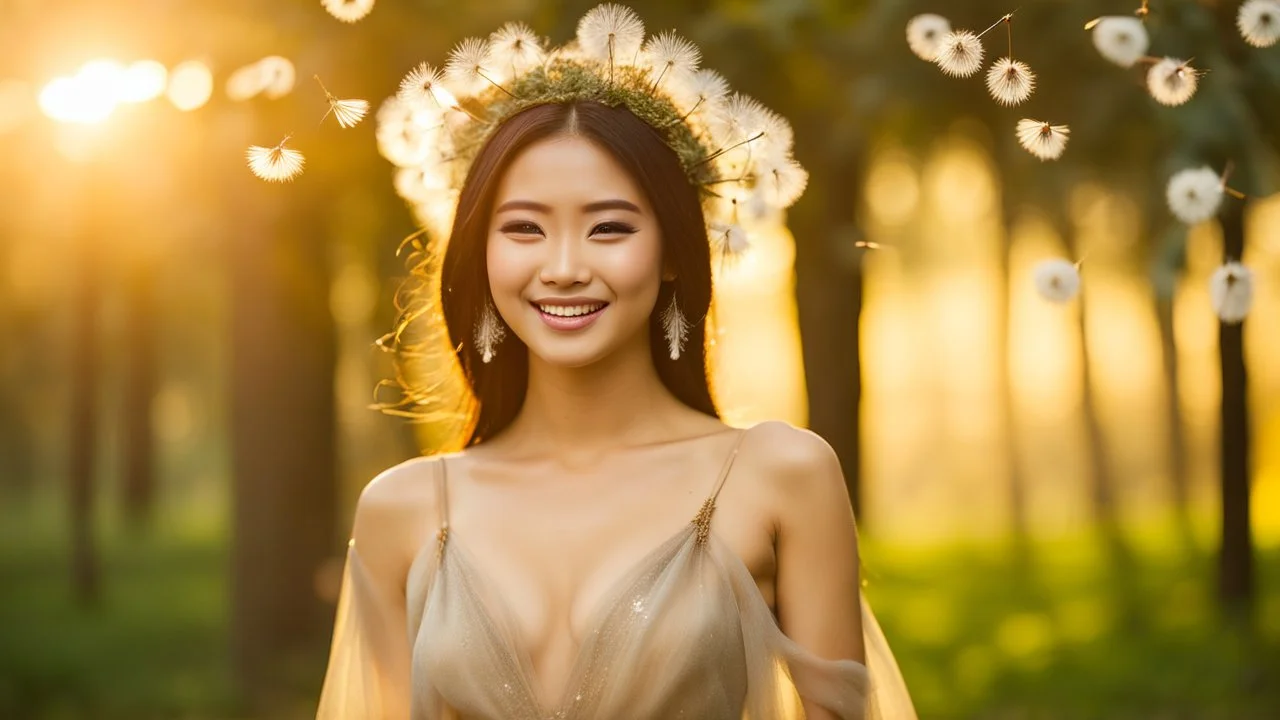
[1089,16,1149,67]
[445,37,508,96]
[1210,262,1255,324]
[1146,57,1200,106]
[642,31,700,90]
[1016,119,1070,160]
[577,3,645,69]
[987,58,1035,105]
[489,22,546,76]
[935,30,985,77]
[398,63,455,109]
[1166,166,1225,224]
[1033,259,1082,303]
[1239,0,1280,48]
[246,136,305,182]
[315,76,369,128]
[321,0,374,23]
[906,14,952,62]
[709,221,750,258]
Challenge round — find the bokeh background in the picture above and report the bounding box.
[2,0,1279,718]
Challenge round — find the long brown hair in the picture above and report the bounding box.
[391,101,719,448]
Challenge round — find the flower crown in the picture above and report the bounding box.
[376,3,807,258]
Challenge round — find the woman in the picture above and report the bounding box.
[318,6,915,719]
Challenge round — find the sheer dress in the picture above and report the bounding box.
[317,428,917,719]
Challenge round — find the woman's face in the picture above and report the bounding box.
[486,134,667,369]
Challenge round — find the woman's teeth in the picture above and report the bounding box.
[536,303,606,317]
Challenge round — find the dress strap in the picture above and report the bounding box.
[692,427,749,545]
[435,456,451,559]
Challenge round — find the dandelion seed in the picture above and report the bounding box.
[246,136,305,182]
[1166,166,1224,224]
[576,3,645,68]
[709,221,750,257]
[986,58,1035,105]
[398,63,456,109]
[1238,0,1280,48]
[489,22,546,76]
[1090,16,1149,67]
[669,67,729,119]
[1146,57,1200,106]
[445,37,507,96]
[755,157,809,208]
[315,76,369,128]
[321,0,374,23]
[906,14,952,62]
[1033,259,1082,303]
[935,30,985,77]
[1210,261,1255,324]
[1015,119,1070,160]
[642,31,700,90]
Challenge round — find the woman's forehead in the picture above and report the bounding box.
[495,135,649,211]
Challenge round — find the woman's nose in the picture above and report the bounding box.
[538,237,592,286]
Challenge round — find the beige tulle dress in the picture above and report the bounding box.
[316,429,917,719]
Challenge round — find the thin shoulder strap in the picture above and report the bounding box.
[435,456,451,559]
[692,427,749,544]
[709,426,750,502]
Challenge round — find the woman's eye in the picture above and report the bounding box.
[591,222,637,236]
[500,221,543,236]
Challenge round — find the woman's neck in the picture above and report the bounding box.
[502,341,690,463]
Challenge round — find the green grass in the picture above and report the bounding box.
[2,496,1278,719]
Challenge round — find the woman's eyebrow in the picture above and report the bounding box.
[494,199,641,214]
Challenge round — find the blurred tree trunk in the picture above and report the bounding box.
[792,151,864,519]
[997,171,1029,576]
[227,175,338,702]
[1217,200,1254,616]
[122,258,157,529]
[69,162,102,607]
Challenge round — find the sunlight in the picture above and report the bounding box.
[167,61,213,112]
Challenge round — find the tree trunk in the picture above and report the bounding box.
[1154,290,1196,548]
[1216,200,1254,617]
[122,258,157,529]
[227,175,339,703]
[69,163,102,607]
[792,151,864,519]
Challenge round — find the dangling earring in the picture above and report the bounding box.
[474,299,505,363]
[659,290,689,360]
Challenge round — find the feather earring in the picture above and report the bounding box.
[659,290,689,360]
[474,299,505,363]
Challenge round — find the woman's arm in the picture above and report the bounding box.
[316,461,434,719]
[760,422,865,720]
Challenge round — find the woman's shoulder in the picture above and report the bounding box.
[738,420,849,510]
[351,454,453,566]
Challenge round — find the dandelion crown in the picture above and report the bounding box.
[378,3,807,257]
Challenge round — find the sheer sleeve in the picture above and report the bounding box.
[315,542,412,720]
[860,596,918,719]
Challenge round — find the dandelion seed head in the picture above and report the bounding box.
[489,22,546,75]
[321,0,374,24]
[1210,261,1255,324]
[1015,119,1070,161]
[330,98,370,128]
[1033,259,1081,303]
[577,3,645,65]
[1146,57,1200,106]
[246,138,305,182]
[754,158,809,208]
[641,31,700,88]
[1166,167,1224,224]
[709,221,750,257]
[935,30,985,77]
[398,63,455,109]
[668,67,729,120]
[906,14,952,62]
[445,37,503,96]
[1090,16,1149,67]
[986,58,1036,106]
[1238,0,1280,48]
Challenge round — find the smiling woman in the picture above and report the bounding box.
[316,5,917,719]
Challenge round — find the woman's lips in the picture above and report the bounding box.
[532,302,608,331]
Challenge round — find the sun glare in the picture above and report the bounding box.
[39,58,171,125]
[167,61,213,111]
